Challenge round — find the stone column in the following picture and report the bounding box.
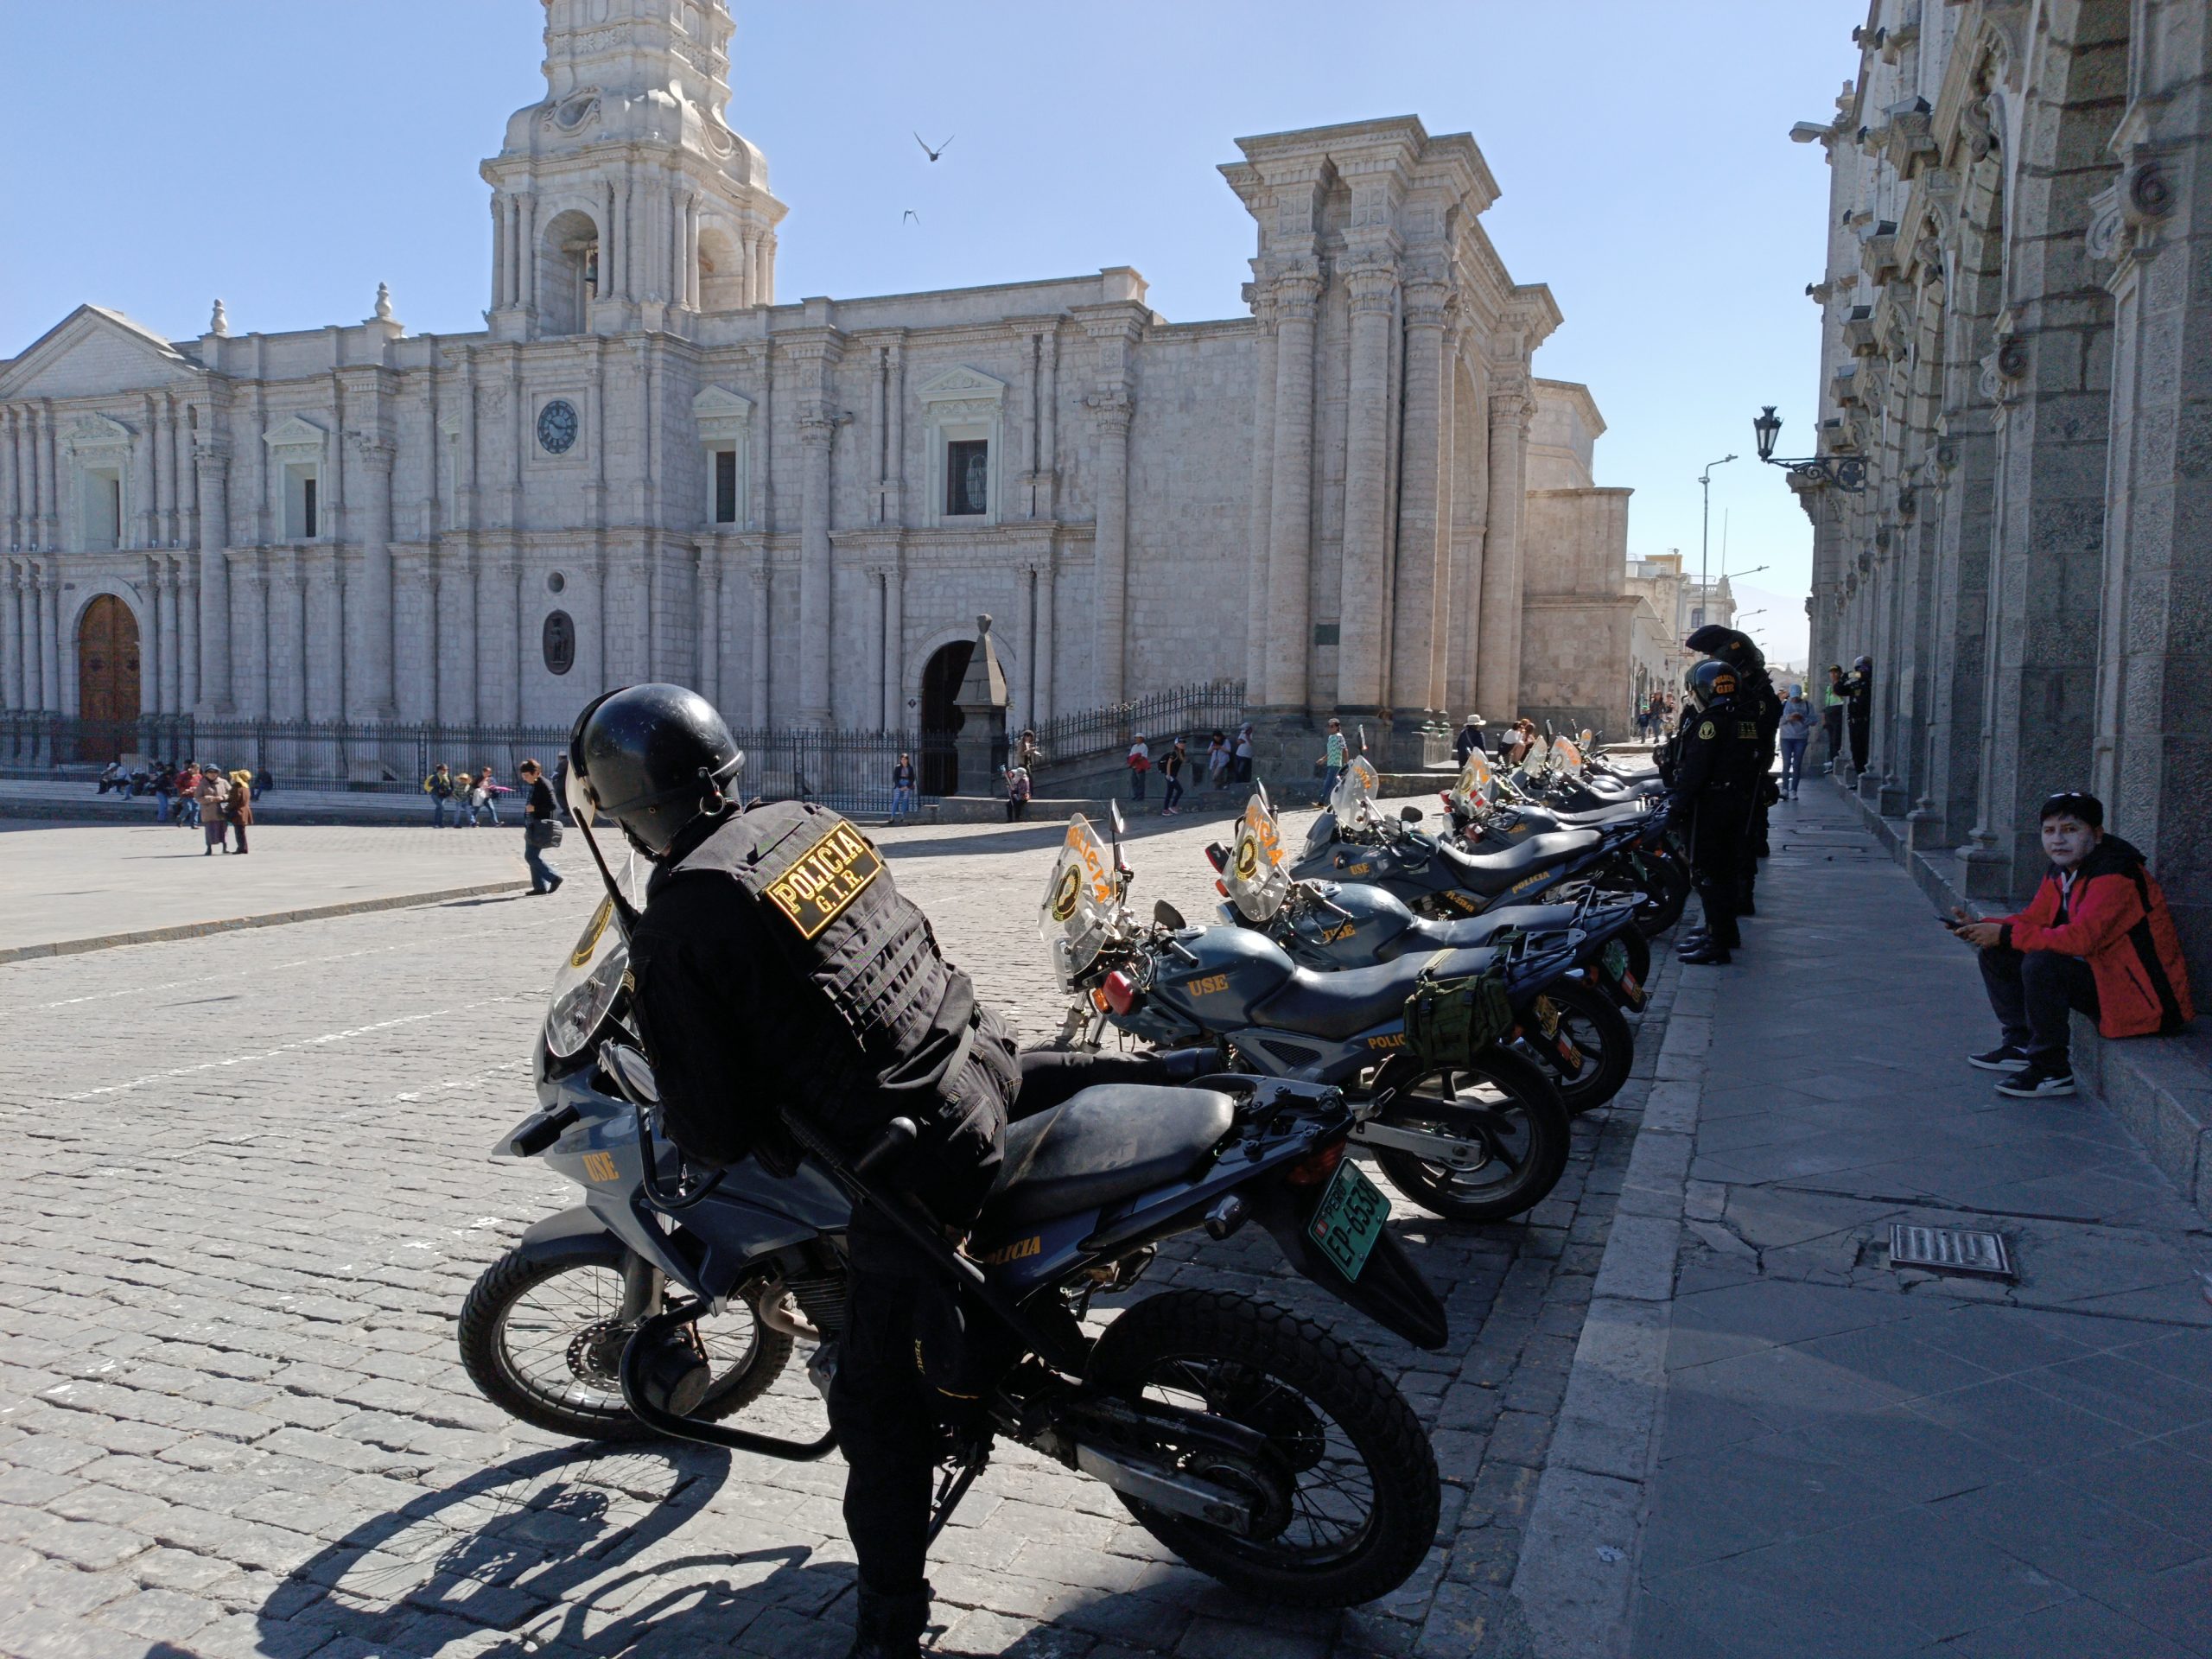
[352,434,396,718]
[275,550,312,722]
[1394,281,1452,715]
[882,559,904,728]
[1264,269,1321,710]
[133,401,156,549]
[473,553,505,725]
[1087,390,1134,705]
[796,412,836,727]
[1336,258,1398,712]
[749,563,771,726]
[1,561,19,711]
[37,404,60,550]
[230,553,266,719]
[154,397,176,547]
[1034,551,1056,723]
[39,564,60,712]
[1475,381,1532,719]
[1243,296,1278,697]
[393,550,432,721]
[195,440,232,713]
[305,549,341,721]
[176,564,198,715]
[149,558,174,715]
[698,543,721,712]
[2,409,17,551]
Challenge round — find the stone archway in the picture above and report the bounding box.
[75,593,140,760]
[918,639,973,794]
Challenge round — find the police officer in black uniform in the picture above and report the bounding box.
[1684,625,1781,916]
[1668,659,1764,965]
[568,683,1019,1659]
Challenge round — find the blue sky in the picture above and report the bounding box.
[1,1,1862,666]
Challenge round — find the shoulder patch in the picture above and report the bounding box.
[1697,720,1716,741]
[762,821,884,939]
[1739,721,1758,741]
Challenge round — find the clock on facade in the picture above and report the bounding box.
[536,398,579,454]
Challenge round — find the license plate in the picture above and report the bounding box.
[1535,995,1561,1037]
[1602,940,1629,978]
[1307,1158,1389,1282]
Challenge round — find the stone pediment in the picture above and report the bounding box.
[917,365,1007,404]
[692,384,753,442]
[264,415,328,451]
[0,304,198,401]
[61,410,133,452]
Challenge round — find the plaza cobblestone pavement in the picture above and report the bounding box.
[0,797,1671,1658]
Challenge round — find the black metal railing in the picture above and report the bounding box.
[1025,679,1246,768]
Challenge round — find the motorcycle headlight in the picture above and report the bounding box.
[545,940,628,1059]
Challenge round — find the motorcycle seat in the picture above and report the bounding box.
[1252,944,1497,1041]
[1399,900,1580,955]
[982,1084,1237,1226]
[1436,830,1601,895]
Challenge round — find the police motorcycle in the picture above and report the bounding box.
[1438,749,1690,938]
[1042,810,1573,1223]
[1204,790,1644,1115]
[459,779,1452,1610]
[1294,757,1672,940]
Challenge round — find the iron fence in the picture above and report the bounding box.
[1026,678,1246,768]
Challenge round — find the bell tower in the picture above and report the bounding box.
[482,0,787,338]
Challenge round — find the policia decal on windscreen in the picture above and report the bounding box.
[566,683,1020,1659]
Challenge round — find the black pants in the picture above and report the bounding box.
[1979,945,2099,1064]
[1822,707,1844,765]
[1688,795,1745,947]
[1847,714,1869,772]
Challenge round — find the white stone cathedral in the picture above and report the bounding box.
[0,0,1637,757]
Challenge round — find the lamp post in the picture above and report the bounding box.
[1751,405,1865,492]
[1699,454,1737,632]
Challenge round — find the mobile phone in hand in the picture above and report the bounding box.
[1937,914,1964,931]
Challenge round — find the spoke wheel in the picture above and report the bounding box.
[1370,1047,1569,1223]
[1085,1289,1439,1608]
[459,1247,791,1441]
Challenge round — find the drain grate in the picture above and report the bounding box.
[1889,1224,2014,1281]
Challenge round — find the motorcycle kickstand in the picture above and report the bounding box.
[925,1442,991,1545]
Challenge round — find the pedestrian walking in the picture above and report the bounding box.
[518,759,564,896]
[1004,761,1032,822]
[1777,683,1812,799]
[1949,791,2194,1097]
[1453,715,1487,764]
[1206,730,1230,791]
[1320,718,1348,797]
[196,766,232,855]
[1160,737,1187,816]
[225,770,254,854]
[454,771,478,826]
[424,763,456,829]
[175,762,202,827]
[476,764,510,826]
[151,760,175,821]
[1233,722,1255,783]
[889,752,918,823]
[1127,734,1151,801]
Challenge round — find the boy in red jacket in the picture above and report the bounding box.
[1952,791,2194,1098]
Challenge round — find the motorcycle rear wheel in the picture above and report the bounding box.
[1369,1047,1570,1223]
[1518,976,1634,1115]
[1084,1288,1440,1608]
[459,1245,791,1442]
[1606,849,1688,938]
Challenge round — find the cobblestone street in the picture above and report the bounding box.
[0,802,1672,1659]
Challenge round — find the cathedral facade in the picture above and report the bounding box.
[0,0,1633,760]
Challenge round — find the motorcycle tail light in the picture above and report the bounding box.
[1285,1140,1346,1187]
[1103,970,1139,1015]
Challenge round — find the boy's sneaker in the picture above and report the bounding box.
[1967,1044,2029,1072]
[1996,1062,2076,1099]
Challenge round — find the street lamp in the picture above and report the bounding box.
[1751,405,1866,492]
[1699,453,1737,634]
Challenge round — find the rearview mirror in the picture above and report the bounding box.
[1400,805,1424,824]
[1153,899,1186,930]
[602,1042,661,1106]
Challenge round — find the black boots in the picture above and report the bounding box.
[845,1584,931,1658]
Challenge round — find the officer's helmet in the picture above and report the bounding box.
[1684,624,1765,674]
[569,683,745,855]
[1683,659,1738,713]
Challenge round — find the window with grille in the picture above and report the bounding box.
[714,448,738,523]
[945,439,988,517]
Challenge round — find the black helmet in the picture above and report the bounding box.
[1684,659,1739,712]
[569,683,744,855]
[1684,625,1764,671]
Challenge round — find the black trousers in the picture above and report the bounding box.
[1847,713,1870,771]
[1688,796,1745,947]
[1979,944,2099,1063]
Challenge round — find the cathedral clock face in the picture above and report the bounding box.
[536,398,579,454]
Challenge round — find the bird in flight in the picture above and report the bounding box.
[914,131,955,162]
[903,209,920,225]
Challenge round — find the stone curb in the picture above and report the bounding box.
[0,880,530,964]
[1508,944,1707,1659]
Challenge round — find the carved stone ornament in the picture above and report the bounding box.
[1936,441,1959,472]
[262,414,327,464]
[1995,335,2029,380]
[1874,526,1893,552]
[542,89,601,133]
[1897,486,1916,520]
[692,385,753,444]
[2125,149,2173,223]
[2087,181,2126,263]
[64,411,132,454]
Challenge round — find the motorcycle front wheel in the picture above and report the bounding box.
[1085,1288,1440,1608]
[459,1245,792,1441]
[1368,1047,1571,1223]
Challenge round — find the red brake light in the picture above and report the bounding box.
[1103,970,1139,1015]
[1285,1141,1347,1187]
[1205,843,1229,871]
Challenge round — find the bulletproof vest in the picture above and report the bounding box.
[664,800,982,1155]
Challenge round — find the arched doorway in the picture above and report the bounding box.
[918,639,974,795]
[77,594,141,760]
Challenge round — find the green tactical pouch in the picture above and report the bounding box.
[1402,960,1516,1070]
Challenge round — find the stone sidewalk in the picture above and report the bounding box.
[1515,779,2212,1658]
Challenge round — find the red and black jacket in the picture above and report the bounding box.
[1998,836,2195,1039]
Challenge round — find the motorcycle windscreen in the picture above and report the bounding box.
[544,852,648,1059]
[1039,816,1120,988]
[1551,737,1584,772]
[1447,750,1492,817]
[1326,755,1382,824]
[1224,793,1293,922]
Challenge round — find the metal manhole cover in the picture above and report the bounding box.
[1889,1224,2014,1281]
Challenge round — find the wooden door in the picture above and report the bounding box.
[76,594,141,760]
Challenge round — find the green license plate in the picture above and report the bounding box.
[1307,1158,1389,1281]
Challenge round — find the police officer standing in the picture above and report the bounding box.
[568,684,1020,1659]
[1684,625,1781,916]
[1668,659,1764,965]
